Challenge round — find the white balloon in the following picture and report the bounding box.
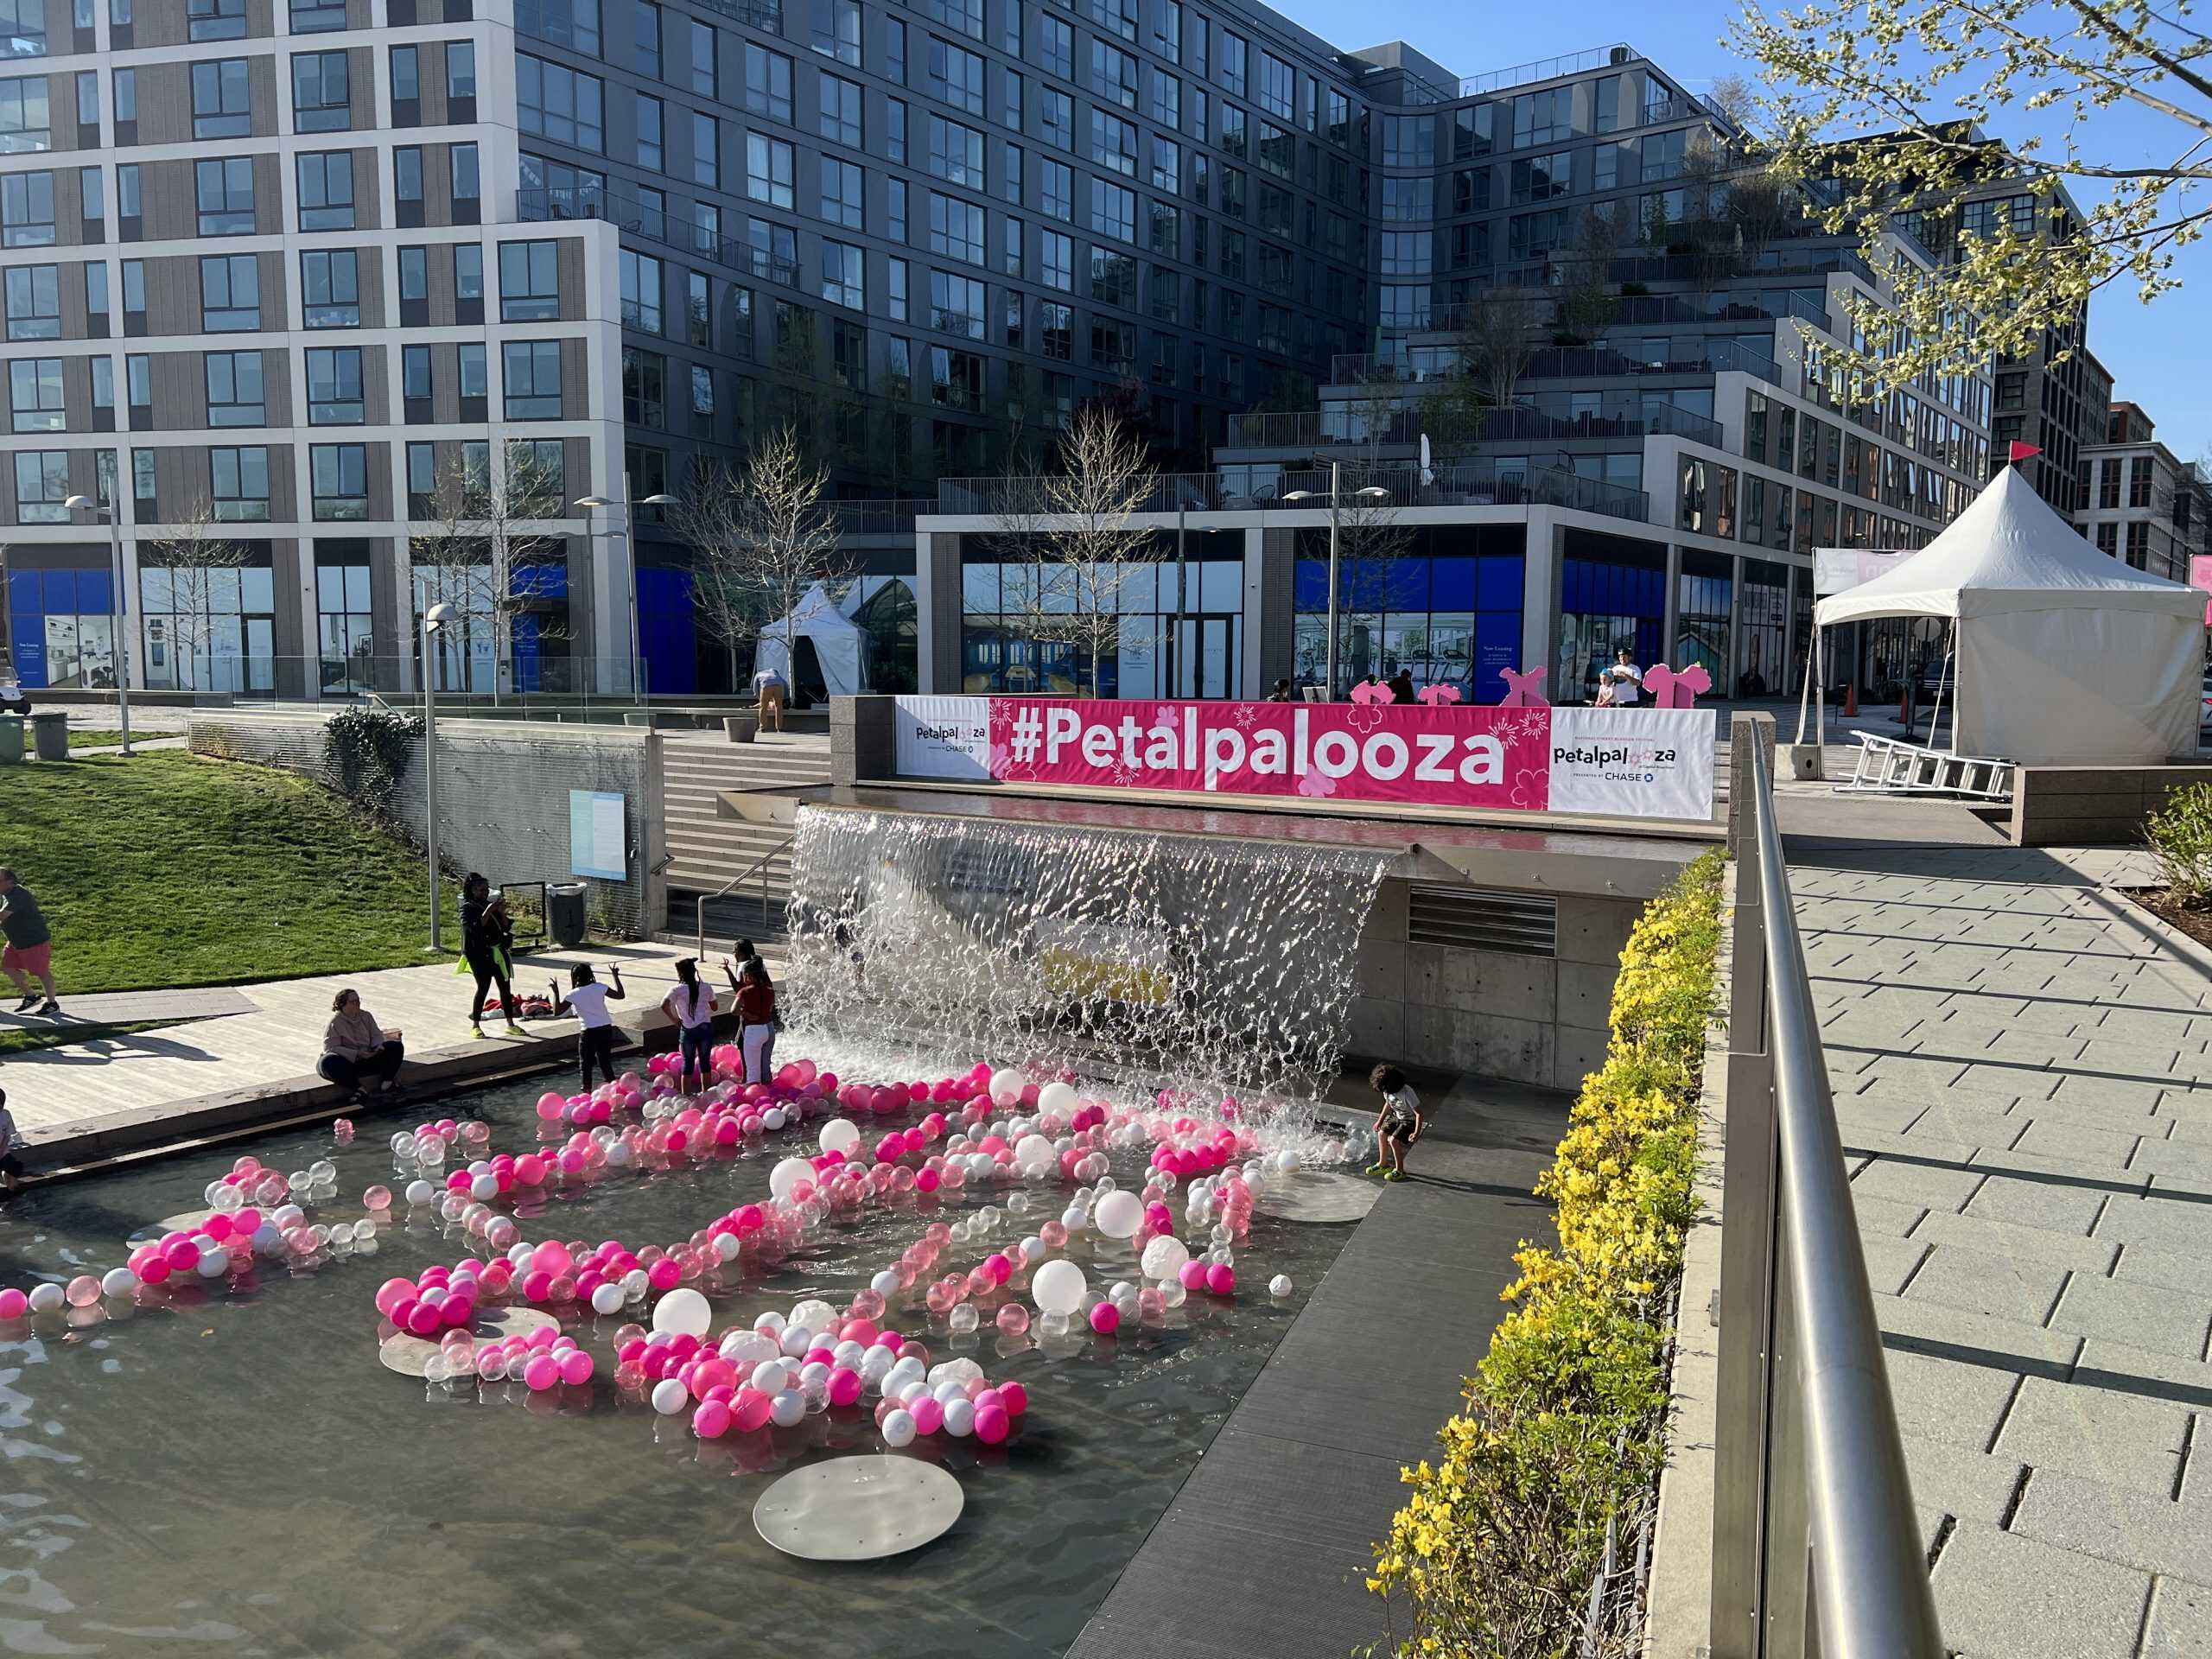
[721,1330,779,1365]
[590,1281,626,1315]
[751,1359,791,1395]
[753,1311,787,1336]
[869,1268,901,1298]
[650,1378,690,1414]
[779,1324,815,1358]
[770,1388,807,1427]
[99,1268,137,1297]
[1141,1236,1192,1281]
[817,1118,861,1156]
[1032,1259,1088,1317]
[762,1108,787,1131]
[652,1287,712,1338]
[195,1248,229,1278]
[712,1232,741,1262]
[944,1397,977,1437]
[791,1299,840,1332]
[860,1345,896,1384]
[25,1282,61,1313]
[1269,1274,1294,1296]
[404,1180,435,1205]
[768,1158,816,1204]
[1036,1080,1078,1118]
[1013,1134,1055,1173]
[1094,1189,1144,1240]
[881,1408,917,1447]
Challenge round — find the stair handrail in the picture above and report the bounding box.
[695,833,798,960]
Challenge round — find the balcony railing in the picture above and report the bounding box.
[514,188,750,273]
[1460,44,1631,97]
[822,498,933,537]
[1225,397,1726,452]
[931,458,1651,526]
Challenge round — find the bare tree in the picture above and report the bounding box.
[1554,206,1624,346]
[990,406,1164,697]
[141,496,251,691]
[1458,288,1546,417]
[408,444,569,697]
[664,426,846,694]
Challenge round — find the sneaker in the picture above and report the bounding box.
[1363,1161,1388,1176]
[11,995,34,1013]
[1382,1169,1408,1182]
[470,1024,486,1039]
[503,1023,529,1037]
[35,1001,58,1016]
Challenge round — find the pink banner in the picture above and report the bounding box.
[2190,555,2212,626]
[985,697,1556,810]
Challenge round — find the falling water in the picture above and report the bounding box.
[783,805,1390,1100]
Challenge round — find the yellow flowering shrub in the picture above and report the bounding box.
[1370,850,1723,1658]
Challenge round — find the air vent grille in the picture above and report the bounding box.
[1408,884,1558,957]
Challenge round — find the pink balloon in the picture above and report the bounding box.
[559,1348,595,1387]
[1205,1263,1236,1295]
[522,1354,560,1391]
[998,1381,1028,1416]
[693,1398,733,1439]
[1178,1261,1207,1290]
[0,1289,27,1319]
[827,1366,862,1406]
[1089,1302,1121,1335]
[974,1402,1010,1445]
[910,1395,944,1435]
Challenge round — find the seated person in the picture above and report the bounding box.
[321,988,404,1097]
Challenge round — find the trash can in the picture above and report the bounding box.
[548,881,589,947]
[0,716,22,764]
[29,710,67,760]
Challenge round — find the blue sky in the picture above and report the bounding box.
[1294,2,2212,463]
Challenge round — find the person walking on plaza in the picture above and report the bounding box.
[753,660,788,733]
[723,954,779,1084]
[320,988,404,1098]
[461,873,524,1039]
[551,962,626,1090]
[663,957,718,1093]
[0,868,57,1016]
[0,1087,29,1193]
[1364,1062,1425,1182]
[1596,648,1643,707]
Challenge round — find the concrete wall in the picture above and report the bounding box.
[187,710,665,937]
[2011,763,2212,846]
[1348,877,1638,1095]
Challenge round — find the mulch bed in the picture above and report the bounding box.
[2123,886,2212,951]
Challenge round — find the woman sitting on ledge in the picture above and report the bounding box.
[321,988,404,1098]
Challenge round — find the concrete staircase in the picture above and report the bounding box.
[658,733,831,944]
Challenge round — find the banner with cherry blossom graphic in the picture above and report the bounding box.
[893,697,1715,819]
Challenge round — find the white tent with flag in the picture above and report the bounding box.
[1807,466,2205,765]
[753,582,869,697]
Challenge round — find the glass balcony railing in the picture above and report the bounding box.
[1224,397,1725,451]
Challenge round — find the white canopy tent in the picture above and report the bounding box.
[754,582,870,697]
[1800,466,2206,766]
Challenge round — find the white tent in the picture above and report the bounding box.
[754,582,870,697]
[1807,466,2206,765]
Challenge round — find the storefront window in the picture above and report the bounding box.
[315,550,372,695]
[1290,527,1524,702]
[138,556,273,691]
[1559,553,1663,702]
[5,564,114,688]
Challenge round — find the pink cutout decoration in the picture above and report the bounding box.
[1415,683,1461,707]
[1498,666,1550,709]
[1643,662,1712,709]
[1348,680,1391,707]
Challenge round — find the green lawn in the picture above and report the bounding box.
[0,751,459,995]
[62,730,126,750]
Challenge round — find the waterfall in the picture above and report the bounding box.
[782,805,1390,1100]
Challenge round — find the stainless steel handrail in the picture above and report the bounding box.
[693,834,797,960]
[1744,736,1943,1657]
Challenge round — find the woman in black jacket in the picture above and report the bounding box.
[461,873,524,1038]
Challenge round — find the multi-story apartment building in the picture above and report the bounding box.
[2075,398,2210,584]
[0,17,2001,707]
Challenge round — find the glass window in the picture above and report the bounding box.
[819,238,863,308]
[927,115,983,187]
[458,340,486,398]
[2,263,56,339]
[746,132,794,207]
[300,248,360,327]
[187,0,245,39]
[819,156,862,227]
[292,51,350,133]
[306,346,363,423]
[927,35,983,115]
[813,0,860,64]
[7,357,60,431]
[689,19,716,97]
[394,145,423,205]
[517,54,604,150]
[518,0,601,54]
[503,339,563,419]
[310,443,366,520]
[450,143,479,203]
[633,0,660,76]
[13,450,67,522]
[391,45,420,103]
[691,110,720,187]
[454,243,482,301]
[0,0,44,55]
[402,343,430,400]
[194,157,255,236]
[620,247,662,332]
[190,58,250,139]
[927,191,983,264]
[745,43,791,119]
[620,344,664,423]
[635,93,662,170]
[448,41,476,99]
[820,71,861,146]
[499,241,561,321]
[199,253,258,331]
[209,447,268,520]
[296,152,355,232]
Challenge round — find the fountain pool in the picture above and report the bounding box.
[0,1066,1368,1659]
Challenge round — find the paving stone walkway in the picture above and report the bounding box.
[1793,840,2212,1659]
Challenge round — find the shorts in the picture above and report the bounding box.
[2,942,49,978]
[1380,1109,1418,1141]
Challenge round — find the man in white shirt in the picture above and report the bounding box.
[1597,649,1643,707]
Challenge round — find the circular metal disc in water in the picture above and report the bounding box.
[753,1456,964,1561]
[1255,1171,1383,1224]
[378,1306,563,1376]
[142,1211,215,1241]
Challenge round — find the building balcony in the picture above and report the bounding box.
[1224,397,1725,452]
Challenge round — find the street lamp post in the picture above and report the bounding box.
[422,601,456,952]
[63,493,130,754]
[1282,465,1391,700]
[577,491,677,703]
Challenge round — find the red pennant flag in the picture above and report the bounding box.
[2009,441,2044,461]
